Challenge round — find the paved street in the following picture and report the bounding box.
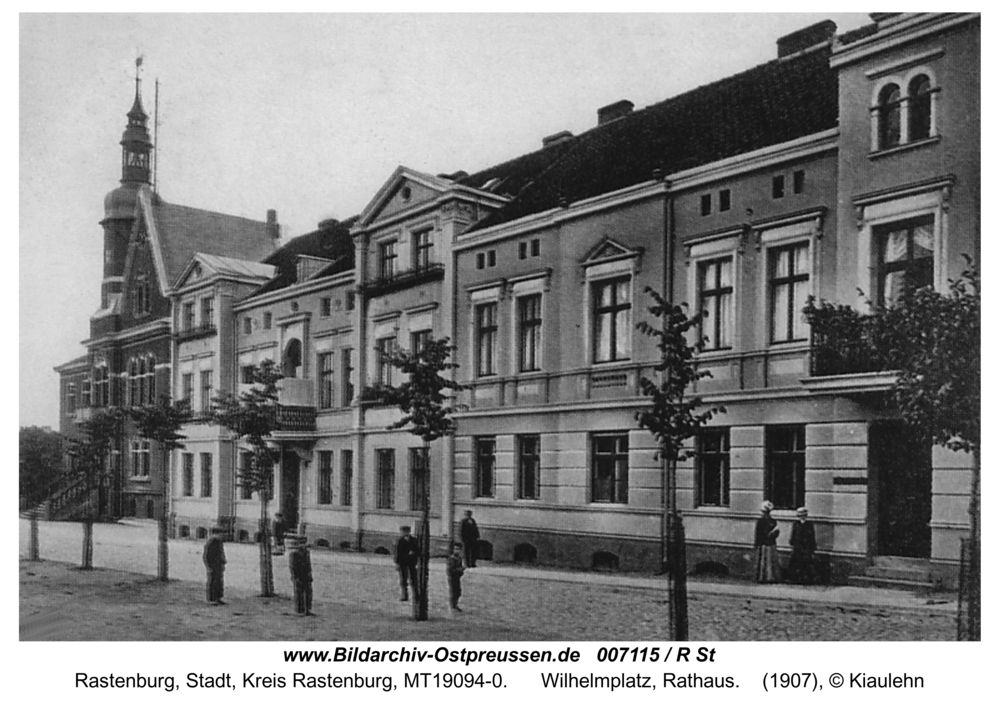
[20,518,957,640]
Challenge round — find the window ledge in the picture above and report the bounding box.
[869,135,940,159]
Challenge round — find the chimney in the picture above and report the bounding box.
[776,20,837,58]
[542,130,573,148]
[266,209,280,242]
[597,100,634,126]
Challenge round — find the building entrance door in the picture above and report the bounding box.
[870,421,932,558]
[281,452,300,530]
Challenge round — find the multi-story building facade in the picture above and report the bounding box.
[56,14,978,586]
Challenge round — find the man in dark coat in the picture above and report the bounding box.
[288,535,314,616]
[395,525,419,602]
[459,510,480,568]
[202,527,226,605]
[787,507,818,584]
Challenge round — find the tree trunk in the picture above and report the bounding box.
[28,507,40,561]
[81,518,94,570]
[417,492,430,621]
[157,449,170,582]
[664,456,688,640]
[960,447,980,640]
[259,497,274,597]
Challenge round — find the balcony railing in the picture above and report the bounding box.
[174,324,217,342]
[276,405,317,432]
[361,263,445,297]
[809,314,900,377]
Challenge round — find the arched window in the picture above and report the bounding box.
[877,83,902,150]
[283,339,302,378]
[908,74,933,142]
[137,357,147,406]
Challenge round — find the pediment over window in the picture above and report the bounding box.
[581,238,643,268]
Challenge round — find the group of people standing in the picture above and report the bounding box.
[396,510,481,612]
[753,502,817,584]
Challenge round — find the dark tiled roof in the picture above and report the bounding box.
[837,23,879,46]
[253,216,357,296]
[458,138,577,199]
[469,47,838,231]
[152,197,276,285]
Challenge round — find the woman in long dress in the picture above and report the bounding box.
[754,501,780,583]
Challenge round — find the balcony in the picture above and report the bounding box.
[361,263,445,297]
[804,313,899,395]
[275,378,316,432]
[174,324,217,343]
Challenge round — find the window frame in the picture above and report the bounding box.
[318,352,335,409]
[474,436,496,499]
[875,215,936,307]
[517,434,541,500]
[413,228,434,271]
[340,449,353,507]
[475,301,498,377]
[200,452,213,498]
[517,293,543,373]
[765,424,806,511]
[239,451,254,500]
[697,257,734,351]
[341,348,355,406]
[182,453,194,497]
[591,432,629,504]
[591,276,632,364]
[696,428,730,507]
[768,241,810,344]
[378,239,397,280]
[375,448,395,510]
[409,446,429,511]
[870,69,939,152]
[375,336,396,387]
[318,450,333,505]
[200,369,213,414]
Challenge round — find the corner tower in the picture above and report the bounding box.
[99,70,153,312]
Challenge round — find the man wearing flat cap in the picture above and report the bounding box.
[395,525,420,602]
[787,507,817,584]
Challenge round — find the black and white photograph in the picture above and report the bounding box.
[19,11,980,653]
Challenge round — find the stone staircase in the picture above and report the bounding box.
[848,556,939,592]
[20,478,96,522]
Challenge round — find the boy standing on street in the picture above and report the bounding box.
[447,543,465,612]
[288,535,315,616]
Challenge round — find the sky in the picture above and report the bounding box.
[19,12,875,428]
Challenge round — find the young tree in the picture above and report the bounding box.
[363,336,466,621]
[129,397,190,581]
[211,359,283,597]
[66,408,123,569]
[636,287,724,641]
[886,263,980,640]
[20,426,65,561]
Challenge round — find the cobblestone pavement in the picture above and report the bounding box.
[20,519,956,641]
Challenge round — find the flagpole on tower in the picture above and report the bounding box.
[154,77,160,195]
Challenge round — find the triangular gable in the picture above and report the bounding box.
[119,186,171,298]
[174,252,277,290]
[580,237,643,267]
[357,166,455,227]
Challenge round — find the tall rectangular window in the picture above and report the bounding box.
[592,433,629,503]
[182,373,194,404]
[876,216,934,306]
[376,337,396,386]
[766,425,806,510]
[697,428,730,507]
[376,449,395,510]
[183,302,195,331]
[700,193,712,216]
[411,330,431,355]
[593,277,631,363]
[379,240,397,280]
[409,447,428,511]
[475,437,496,498]
[239,452,254,499]
[201,297,214,328]
[698,258,733,350]
[342,348,354,406]
[182,453,194,497]
[243,317,252,335]
[772,174,785,199]
[200,370,213,414]
[200,453,213,498]
[320,297,331,317]
[263,311,272,330]
[319,352,335,409]
[475,302,498,377]
[414,229,433,271]
[340,450,353,507]
[517,434,540,500]
[719,188,731,212]
[131,439,150,478]
[518,294,542,372]
[318,451,333,505]
[793,170,805,194]
[769,243,810,343]
[66,383,76,414]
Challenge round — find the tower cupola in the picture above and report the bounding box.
[120,74,152,186]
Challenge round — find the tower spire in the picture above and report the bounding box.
[120,55,152,185]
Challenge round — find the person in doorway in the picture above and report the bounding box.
[288,535,315,616]
[202,527,227,605]
[787,507,817,584]
[273,512,287,556]
[395,525,420,602]
[754,501,780,584]
[447,542,466,612]
[459,510,480,568]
